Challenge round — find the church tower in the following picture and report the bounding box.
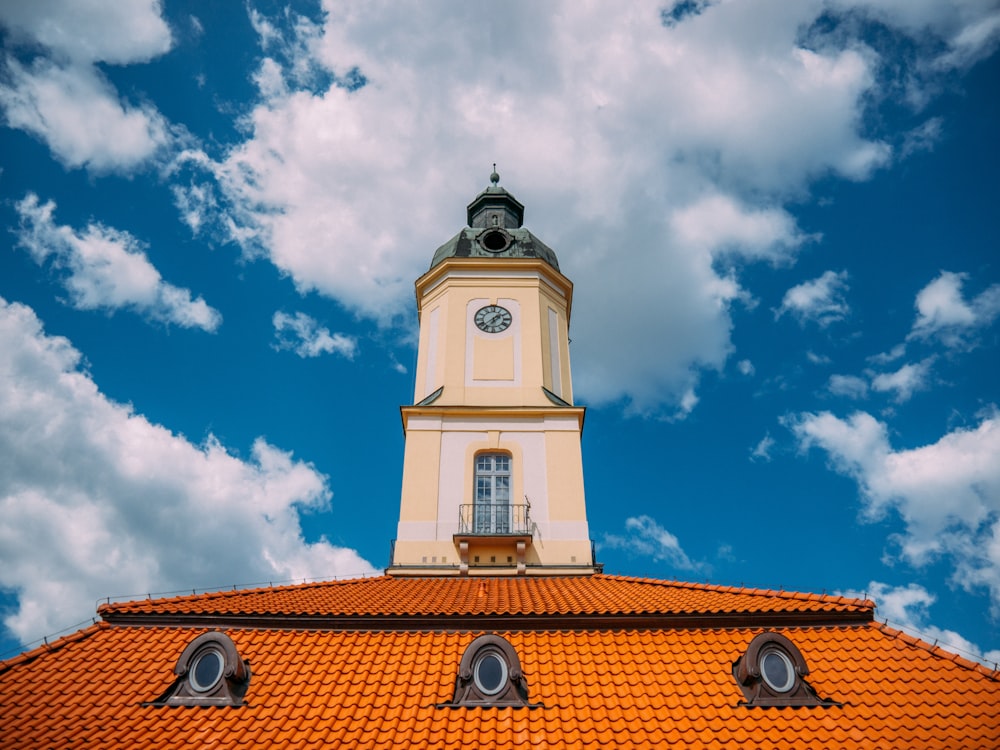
[388,172,598,576]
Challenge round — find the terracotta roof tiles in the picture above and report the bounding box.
[98,574,873,621]
[3,575,998,748]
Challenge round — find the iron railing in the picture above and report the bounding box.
[457,504,531,535]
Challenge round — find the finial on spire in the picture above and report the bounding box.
[490,164,500,186]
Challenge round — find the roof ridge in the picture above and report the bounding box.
[595,574,874,610]
[99,575,389,614]
[875,621,1000,681]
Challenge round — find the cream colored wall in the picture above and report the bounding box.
[393,258,592,573]
[393,410,591,569]
[412,261,573,408]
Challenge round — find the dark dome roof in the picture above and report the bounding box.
[429,180,560,271]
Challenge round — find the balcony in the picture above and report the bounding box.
[457,503,532,536]
[455,504,532,574]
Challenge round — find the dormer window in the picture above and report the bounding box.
[733,631,838,708]
[145,631,251,707]
[442,634,540,707]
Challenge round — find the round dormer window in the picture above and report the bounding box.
[479,229,511,253]
[760,648,794,693]
[473,650,508,695]
[190,648,225,693]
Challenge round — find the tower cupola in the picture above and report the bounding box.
[467,170,525,228]
[430,171,560,271]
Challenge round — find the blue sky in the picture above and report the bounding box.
[1,1,998,664]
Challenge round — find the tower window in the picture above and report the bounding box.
[475,453,511,533]
[479,229,511,252]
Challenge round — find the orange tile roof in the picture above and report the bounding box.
[2,619,998,748]
[3,575,998,749]
[99,574,873,623]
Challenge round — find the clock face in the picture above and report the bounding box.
[474,305,512,334]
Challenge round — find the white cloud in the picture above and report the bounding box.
[0,298,377,643]
[868,342,908,366]
[839,581,1000,665]
[828,374,870,399]
[787,409,1000,612]
[164,0,999,416]
[273,311,357,359]
[737,359,755,376]
[0,0,175,173]
[0,58,173,172]
[776,270,851,326]
[750,434,775,462]
[0,0,173,64]
[870,357,935,402]
[601,515,702,572]
[15,193,222,332]
[909,271,1000,348]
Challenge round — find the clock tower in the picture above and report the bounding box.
[388,173,598,576]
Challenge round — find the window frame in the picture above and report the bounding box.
[473,452,512,534]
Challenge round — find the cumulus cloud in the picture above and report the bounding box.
[273,311,358,359]
[172,0,905,415]
[839,581,1000,665]
[870,357,936,402]
[0,0,175,172]
[0,298,377,643]
[0,57,173,172]
[0,0,172,64]
[158,0,1000,416]
[908,271,1000,349]
[602,515,703,572]
[787,409,1000,612]
[750,434,776,462]
[776,270,851,327]
[15,194,221,331]
[828,374,870,399]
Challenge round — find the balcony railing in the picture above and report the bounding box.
[457,503,531,536]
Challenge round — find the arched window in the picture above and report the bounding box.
[442,634,539,707]
[145,631,251,707]
[474,453,511,534]
[733,631,838,707]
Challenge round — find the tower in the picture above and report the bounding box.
[388,173,598,575]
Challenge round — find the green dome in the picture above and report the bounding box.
[429,179,560,271]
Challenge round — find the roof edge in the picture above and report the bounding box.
[99,609,874,631]
[0,621,106,675]
[874,621,1000,681]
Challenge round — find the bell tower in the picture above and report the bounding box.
[388,172,598,576]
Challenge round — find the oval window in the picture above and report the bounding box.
[480,230,510,252]
[190,648,225,693]
[760,649,794,693]
[474,651,508,696]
